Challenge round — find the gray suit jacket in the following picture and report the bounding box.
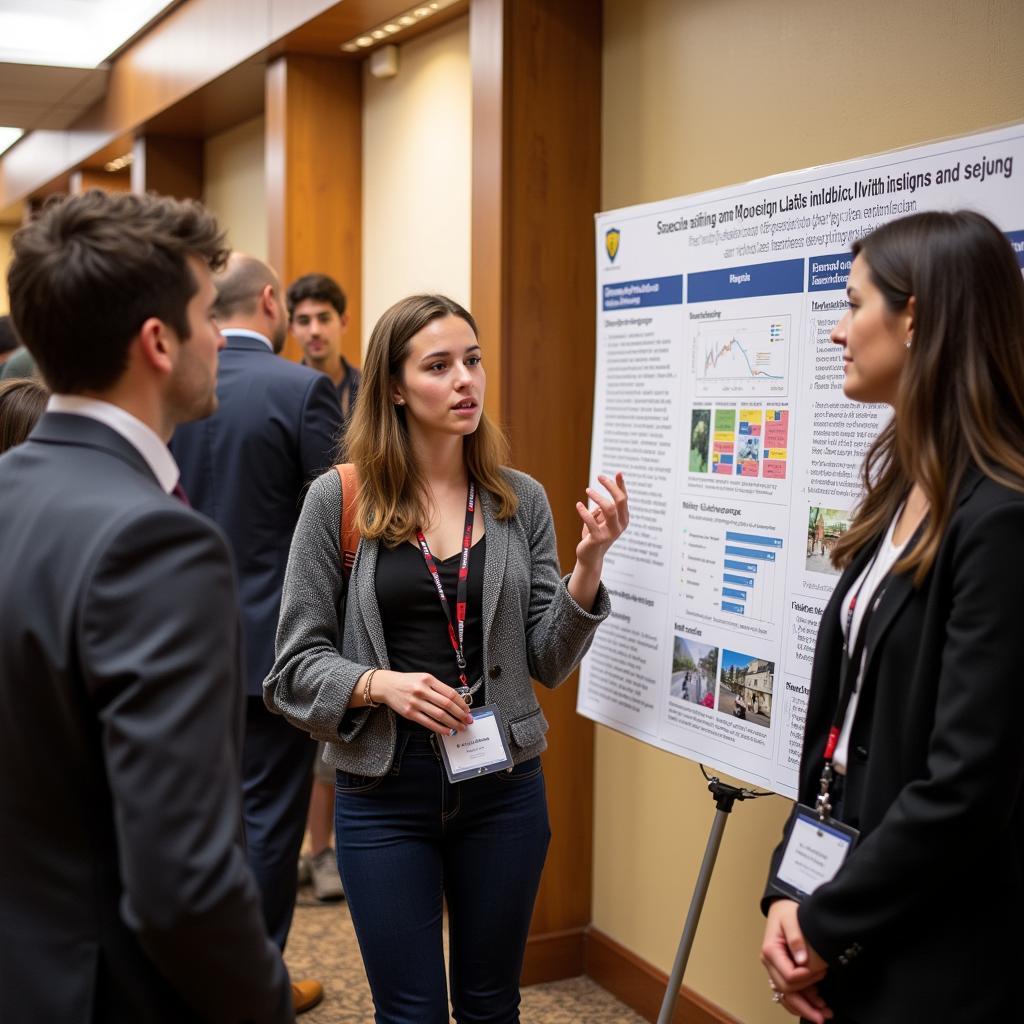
[0,413,292,1024]
[264,467,610,775]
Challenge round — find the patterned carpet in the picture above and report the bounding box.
[286,890,646,1023]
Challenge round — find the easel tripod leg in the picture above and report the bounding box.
[656,800,736,1024]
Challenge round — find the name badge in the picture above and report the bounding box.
[770,804,860,902]
[438,704,515,784]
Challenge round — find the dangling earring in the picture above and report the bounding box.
[905,334,912,350]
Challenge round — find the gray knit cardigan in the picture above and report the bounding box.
[264,467,611,776]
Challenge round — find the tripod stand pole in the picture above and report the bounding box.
[656,781,744,1024]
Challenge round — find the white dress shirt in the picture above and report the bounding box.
[833,511,908,772]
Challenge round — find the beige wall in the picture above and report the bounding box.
[361,15,471,350]
[596,1,1024,1021]
[203,115,268,261]
[0,224,14,314]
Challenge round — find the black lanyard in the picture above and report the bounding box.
[415,481,476,697]
[816,541,893,817]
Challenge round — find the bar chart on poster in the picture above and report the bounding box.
[578,122,1024,798]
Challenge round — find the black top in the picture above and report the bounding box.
[376,535,486,730]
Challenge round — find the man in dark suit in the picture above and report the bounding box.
[0,191,293,1023]
[171,254,341,1011]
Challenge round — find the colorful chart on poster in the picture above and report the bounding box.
[578,123,1024,798]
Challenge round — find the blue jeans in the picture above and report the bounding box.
[334,730,551,1023]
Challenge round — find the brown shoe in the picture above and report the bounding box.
[291,979,324,1014]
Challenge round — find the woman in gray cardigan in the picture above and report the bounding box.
[265,294,627,1023]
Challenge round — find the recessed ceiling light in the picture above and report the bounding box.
[339,0,459,53]
[103,152,133,173]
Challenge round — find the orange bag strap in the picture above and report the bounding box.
[334,463,360,585]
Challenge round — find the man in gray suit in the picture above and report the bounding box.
[0,191,293,1023]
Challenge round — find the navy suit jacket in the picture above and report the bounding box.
[171,332,342,695]
[0,414,291,1023]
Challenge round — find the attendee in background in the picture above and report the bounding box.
[287,272,360,425]
[0,337,37,382]
[0,190,292,1023]
[0,377,47,452]
[760,210,1024,1024]
[0,315,19,369]
[286,270,360,900]
[265,293,628,1023]
[170,253,341,1015]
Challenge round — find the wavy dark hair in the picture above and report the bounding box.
[7,190,227,394]
[832,210,1024,583]
[344,294,517,544]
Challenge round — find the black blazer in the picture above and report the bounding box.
[170,332,342,695]
[764,471,1024,1023]
[0,414,292,1024]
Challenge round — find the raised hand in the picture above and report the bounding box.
[575,472,629,569]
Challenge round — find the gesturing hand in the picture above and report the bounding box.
[371,670,474,735]
[575,473,629,569]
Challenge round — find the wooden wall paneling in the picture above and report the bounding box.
[131,135,203,199]
[469,0,506,424]
[69,168,131,194]
[266,55,362,365]
[470,0,603,985]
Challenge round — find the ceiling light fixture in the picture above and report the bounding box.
[103,152,133,173]
[338,0,460,55]
[0,127,24,157]
[0,2,176,70]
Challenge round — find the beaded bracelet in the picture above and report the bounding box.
[363,668,380,708]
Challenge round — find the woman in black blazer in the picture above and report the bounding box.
[760,210,1024,1024]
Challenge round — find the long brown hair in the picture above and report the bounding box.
[0,377,48,453]
[832,210,1024,583]
[344,294,517,544]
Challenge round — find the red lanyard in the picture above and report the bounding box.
[415,481,476,693]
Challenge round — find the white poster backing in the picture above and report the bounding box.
[578,123,1024,798]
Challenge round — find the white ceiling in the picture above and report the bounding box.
[0,0,178,133]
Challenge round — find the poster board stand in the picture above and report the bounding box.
[657,770,772,1024]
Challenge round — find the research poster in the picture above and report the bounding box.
[577,123,1024,798]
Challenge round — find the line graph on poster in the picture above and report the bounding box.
[693,315,790,398]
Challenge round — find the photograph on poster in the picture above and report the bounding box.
[711,408,736,475]
[735,421,761,477]
[716,649,773,729]
[669,634,718,707]
[805,506,851,576]
[689,409,710,472]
